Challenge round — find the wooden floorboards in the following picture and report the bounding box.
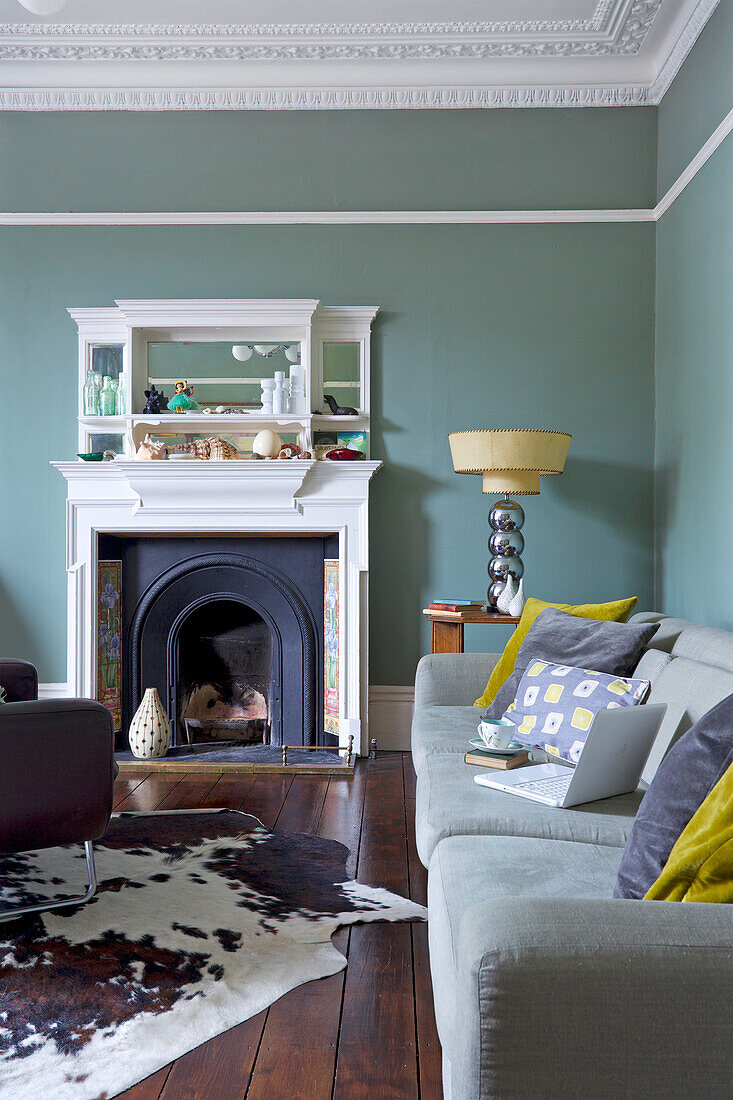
[114,752,441,1100]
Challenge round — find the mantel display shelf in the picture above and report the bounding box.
[70,299,378,461]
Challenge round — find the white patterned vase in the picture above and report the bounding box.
[128,687,172,759]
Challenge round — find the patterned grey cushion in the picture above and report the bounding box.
[505,662,651,763]
[614,691,733,899]
[485,609,660,719]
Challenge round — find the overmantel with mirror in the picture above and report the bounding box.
[70,298,377,461]
[54,299,382,757]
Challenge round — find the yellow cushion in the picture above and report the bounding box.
[645,759,733,903]
[474,595,639,709]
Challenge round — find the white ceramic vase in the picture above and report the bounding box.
[128,687,172,759]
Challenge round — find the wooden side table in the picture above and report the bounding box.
[423,608,520,654]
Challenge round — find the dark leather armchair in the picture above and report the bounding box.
[0,658,116,919]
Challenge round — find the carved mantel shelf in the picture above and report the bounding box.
[53,460,382,516]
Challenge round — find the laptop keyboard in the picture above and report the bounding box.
[514,775,573,800]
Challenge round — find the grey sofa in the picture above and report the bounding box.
[412,613,733,1099]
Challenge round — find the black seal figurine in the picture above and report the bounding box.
[323,393,359,416]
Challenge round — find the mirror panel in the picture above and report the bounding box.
[91,344,124,380]
[322,342,360,412]
[147,341,301,411]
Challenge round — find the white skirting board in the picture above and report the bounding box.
[38,682,416,753]
[367,686,414,752]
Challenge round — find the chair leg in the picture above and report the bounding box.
[0,840,98,922]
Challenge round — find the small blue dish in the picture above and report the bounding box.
[469,737,525,755]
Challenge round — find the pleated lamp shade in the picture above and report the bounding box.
[448,428,571,495]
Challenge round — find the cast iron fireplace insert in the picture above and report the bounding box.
[98,534,337,749]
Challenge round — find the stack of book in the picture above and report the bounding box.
[425,598,486,618]
[464,747,530,770]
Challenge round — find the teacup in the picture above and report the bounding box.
[477,716,516,752]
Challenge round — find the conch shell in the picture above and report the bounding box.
[136,433,167,460]
[179,437,239,460]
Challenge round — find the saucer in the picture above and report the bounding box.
[469,737,525,755]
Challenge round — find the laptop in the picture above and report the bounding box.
[474,702,667,807]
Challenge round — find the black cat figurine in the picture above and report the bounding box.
[144,385,166,414]
[323,393,359,416]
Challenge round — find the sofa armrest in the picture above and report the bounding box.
[0,658,38,702]
[414,653,500,709]
[0,698,115,853]
[453,897,733,1099]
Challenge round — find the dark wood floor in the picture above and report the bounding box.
[114,752,442,1100]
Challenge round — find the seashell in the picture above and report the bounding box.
[136,433,167,461]
[207,437,239,460]
[179,437,239,460]
[278,443,302,460]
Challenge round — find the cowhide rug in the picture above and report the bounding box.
[0,809,426,1100]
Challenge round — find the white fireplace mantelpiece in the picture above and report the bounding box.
[53,459,382,756]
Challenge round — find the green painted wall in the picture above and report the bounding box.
[654,1,733,626]
[0,109,657,212]
[0,110,657,686]
[657,0,733,199]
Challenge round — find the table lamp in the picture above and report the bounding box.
[448,428,571,611]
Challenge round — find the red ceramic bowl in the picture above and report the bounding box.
[325,448,364,461]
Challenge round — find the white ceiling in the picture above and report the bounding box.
[0,0,720,110]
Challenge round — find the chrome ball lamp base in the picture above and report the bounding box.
[486,497,525,611]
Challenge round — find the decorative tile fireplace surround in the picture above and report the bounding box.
[53,459,381,755]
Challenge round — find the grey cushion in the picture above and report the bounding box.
[632,646,672,682]
[411,704,479,773]
[641,656,733,785]
[485,609,659,719]
[614,691,733,899]
[414,652,501,710]
[415,752,642,866]
[447,894,733,1100]
[428,834,622,1059]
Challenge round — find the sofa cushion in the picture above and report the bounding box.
[505,661,651,763]
[640,657,733,785]
[485,609,658,719]
[428,834,622,1058]
[411,705,479,773]
[645,758,733,902]
[475,596,639,709]
[614,692,733,899]
[415,753,642,867]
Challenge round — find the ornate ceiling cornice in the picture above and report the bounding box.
[0,2,661,62]
[0,0,720,109]
[0,85,652,111]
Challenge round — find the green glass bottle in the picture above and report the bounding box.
[100,376,117,416]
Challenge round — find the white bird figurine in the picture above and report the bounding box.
[507,578,526,618]
[496,574,517,615]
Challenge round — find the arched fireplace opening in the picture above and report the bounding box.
[101,536,335,750]
[176,599,273,746]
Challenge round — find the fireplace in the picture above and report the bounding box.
[98,534,337,749]
[54,458,380,755]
